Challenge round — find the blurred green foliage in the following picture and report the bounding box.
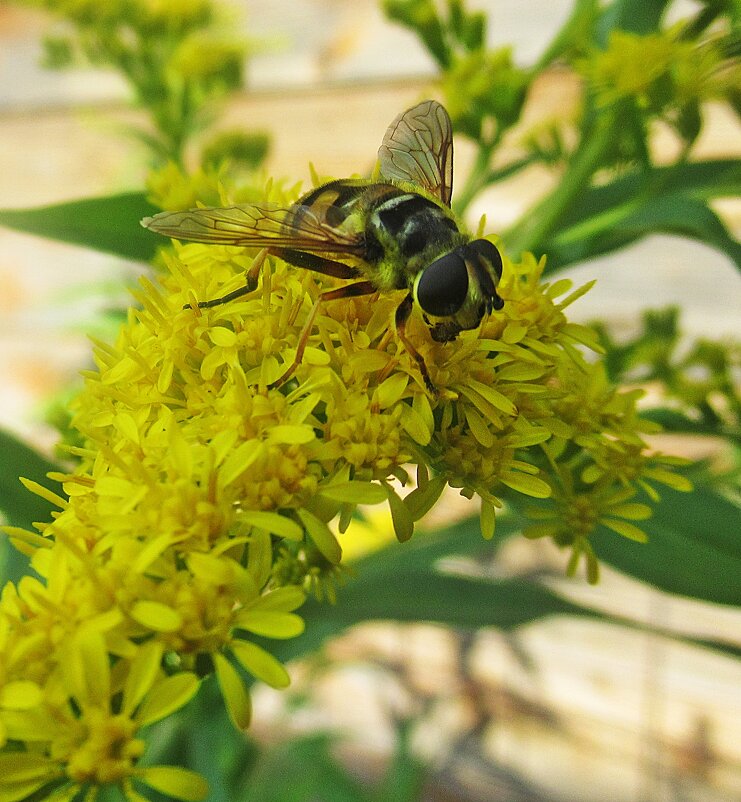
[9,0,269,169]
[385,0,741,268]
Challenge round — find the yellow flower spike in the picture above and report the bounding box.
[0,123,696,793]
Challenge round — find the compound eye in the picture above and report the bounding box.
[469,239,503,279]
[416,251,469,316]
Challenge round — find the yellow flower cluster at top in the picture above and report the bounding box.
[578,25,738,112]
[0,169,689,801]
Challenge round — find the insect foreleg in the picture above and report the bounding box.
[278,249,361,280]
[185,249,362,312]
[395,293,435,394]
[185,248,269,310]
[268,280,376,390]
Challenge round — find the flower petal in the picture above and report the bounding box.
[236,610,305,639]
[375,373,409,408]
[214,653,251,730]
[0,681,42,710]
[250,585,306,612]
[384,483,414,543]
[123,641,164,715]
[319,482,387,505]
[130,601,183,633]
[480,499,496,541]
[231,640,290,689]
[218,440,265,487]
[135,673,200,727]
[139,766,209,802]
[297,508,342,564]
[500,472,551,498]
[238,510,304,541]
[601,518,649,543]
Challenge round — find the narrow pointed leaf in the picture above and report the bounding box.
[0,192,159,261]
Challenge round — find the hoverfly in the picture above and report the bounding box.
[141,100,504,392]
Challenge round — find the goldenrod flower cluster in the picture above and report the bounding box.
[0,173,688,800]
[578,26,738,112]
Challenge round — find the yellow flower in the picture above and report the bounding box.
[1,172,689,794]
[0,635,204,801]
[523,466,656,583]
[579,26,736,111]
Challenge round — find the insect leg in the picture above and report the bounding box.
[395,293,435,393]
[186,249,362,311]
[269,280,376,389]
[185,248,270,310]
[279,249,362,280]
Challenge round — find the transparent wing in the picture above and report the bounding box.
[377,99,454,206]
[141,202,365,256]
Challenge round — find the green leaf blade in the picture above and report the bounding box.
[0,192,160,262]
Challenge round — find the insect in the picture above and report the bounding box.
[141,100,504,392]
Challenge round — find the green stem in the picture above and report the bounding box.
[502,113,616,258]
[455,152,538,217]
[454,141,496,216]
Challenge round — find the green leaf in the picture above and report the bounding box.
[597,0,672,42]
[156,679,257,802]
[558,161,741,228]
[374,722,426,802]
[640,408,741,441]
[540,160,741,271]
[544,190,741,271]
[263,515,605,667]
[616,195,741,265]
[238,734,372,802]
[256,496,740,666]
[383,0,451,69]
[593,480,741,606]
[0,429,61,583]
[0,192,160,262]
[0,430,60,528]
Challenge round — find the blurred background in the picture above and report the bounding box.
[0,1,739,801]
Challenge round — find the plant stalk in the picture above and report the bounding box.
[502,114,616,259]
